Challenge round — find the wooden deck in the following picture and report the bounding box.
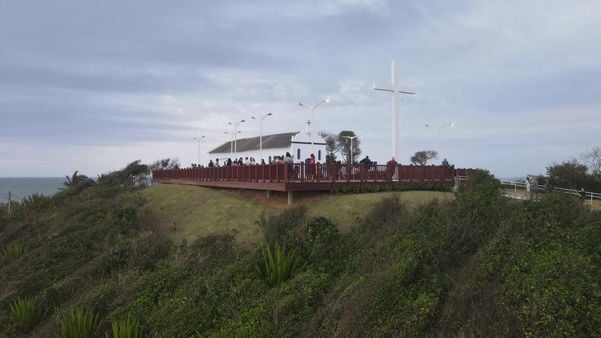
[153,163,477,203]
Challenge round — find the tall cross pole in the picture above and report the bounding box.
[373,61,415,162]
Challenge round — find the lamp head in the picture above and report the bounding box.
[324,97,331,103]
[251,116,256,120]
[240,119,245,123]
[267,112,272,116]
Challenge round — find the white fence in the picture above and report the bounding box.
[500,179,601,205]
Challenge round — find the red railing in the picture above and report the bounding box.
[152,163,473,184]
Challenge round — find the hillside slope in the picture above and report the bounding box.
[1,170,600,337]
[141,184,454,244]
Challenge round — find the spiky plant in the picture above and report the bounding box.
[256,242,305,287]
[57,308,100,338]
[2,242,25,263]
[9,296,44,331]
[105,318,142,338]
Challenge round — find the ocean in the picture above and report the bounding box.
[0,177,65,203]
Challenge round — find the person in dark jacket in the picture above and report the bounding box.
[386,157,398,181]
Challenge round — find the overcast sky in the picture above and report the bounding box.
[1,0,600,178]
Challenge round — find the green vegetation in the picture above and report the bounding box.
[9,296,44,332]
[257,242,305,287]
[106,317,142,338]
[141,184,276,244]
[57,308,101,338]
[1,163,600,336]
[1,242,25,265]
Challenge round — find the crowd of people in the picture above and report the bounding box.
[194,153,404,181]
[203,152,298,168]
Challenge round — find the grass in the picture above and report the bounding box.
[1,242,25,265]
[57,308,100,338]
[142,184,454,243]
[9,296,43,331]
[106,318,142,338]
[303,191,454,231]
[141,184,277,245]
[257,242,305,287]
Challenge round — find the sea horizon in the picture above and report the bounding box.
[0,177,65,203]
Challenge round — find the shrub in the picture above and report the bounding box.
[257,242,305,287]
[305,217,340,271]
[57,308,101,338]
[105,317,142,338]
[21,193,53,211]
[2,242,25,264]
[258,208,306,248]
[9,296,44,332]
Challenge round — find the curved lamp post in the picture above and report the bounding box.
[225,130,241,155]
[342,134,360,164]
[251,113,272,162]
[228,119,245,155]
[193,136,206,165]
[299,97,330,143]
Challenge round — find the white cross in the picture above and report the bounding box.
[373,61,415,162]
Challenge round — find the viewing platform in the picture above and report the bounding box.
[152,163,477,204]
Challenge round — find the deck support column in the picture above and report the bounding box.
[287,191,293,205]
[266,190,271,198]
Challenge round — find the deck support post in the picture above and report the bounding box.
[266,190,271,198]
[287,191,293,205]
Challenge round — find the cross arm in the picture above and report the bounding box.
[373,83,416,94]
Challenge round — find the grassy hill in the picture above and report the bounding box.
[1,168,600,337]
[141,184,454,244]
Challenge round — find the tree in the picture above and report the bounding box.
[337,130,361,164]
[582,146,601,175]
[547,160,591,190]
[149,158,180,170]
[97,160,150,188]
[411,150,438,165]
[319,131,339,163]
[64,171,95,187]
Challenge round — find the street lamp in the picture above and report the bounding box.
[193,136,205,166]
[225,130,241,155]
[228,119,245,155]
[424,122,454,136]
[342,135,360,164]
[251,113,272,162]
[299,97,330,143]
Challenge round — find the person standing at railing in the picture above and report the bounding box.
[386,157,398,181]
[525,176,531,198]
[360,156,372,181]
[530,176,538,200]
[284,152,294,179]
[580,187,586,200]
[305,154,316,180]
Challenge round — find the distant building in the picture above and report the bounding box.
[209,129,327,164]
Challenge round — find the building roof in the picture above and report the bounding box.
[209,132,298,154]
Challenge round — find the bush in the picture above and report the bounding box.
[258,208,306,248]
[305,217,340,271]
[257,242,305,287]
[1,242,25,264]
[106,317,142,338]
[57,308,101,338]
[9,296,44,332]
